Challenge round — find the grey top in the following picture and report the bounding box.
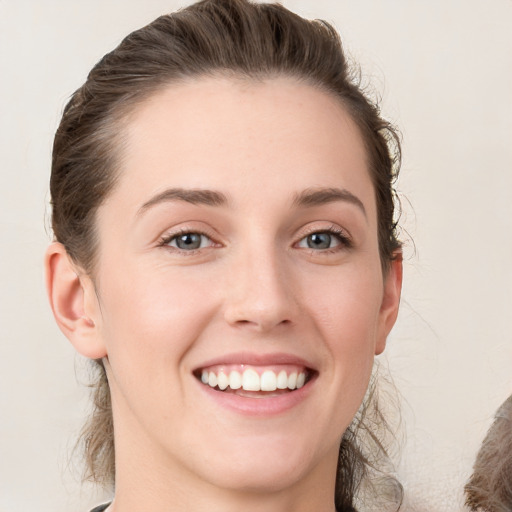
[90,504,110,512]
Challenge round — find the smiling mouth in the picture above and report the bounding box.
[194,365,315,398]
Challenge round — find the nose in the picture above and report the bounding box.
[223,245,298,332]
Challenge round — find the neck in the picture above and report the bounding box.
[110,425,338,512]
[110,482,337,512]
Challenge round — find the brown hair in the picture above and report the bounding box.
[50,1,402,510]
[465,395,512,512]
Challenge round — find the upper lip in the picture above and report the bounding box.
[194,352,317,372]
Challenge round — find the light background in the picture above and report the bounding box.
[0,1,511,511]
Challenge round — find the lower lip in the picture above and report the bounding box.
[196,377,316,416]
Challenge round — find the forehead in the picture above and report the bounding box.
[110,76,375,216]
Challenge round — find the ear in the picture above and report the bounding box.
[45,242,107,359]
[375,251,403,355]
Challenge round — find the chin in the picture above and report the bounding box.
[207,459,310,494]
[190,432,332,494]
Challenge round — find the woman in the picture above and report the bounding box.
[45,0,403,510]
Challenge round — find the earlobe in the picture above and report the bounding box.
[44,242,107,359]
[375,251,403,355]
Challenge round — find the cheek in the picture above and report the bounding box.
[308,263,383,346]
[304,262,383,400]
[95,266,220,434]
[97,265,217,374]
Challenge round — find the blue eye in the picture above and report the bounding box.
[297,230,348,250]
[164,232,211,250]
[308,232,334,249]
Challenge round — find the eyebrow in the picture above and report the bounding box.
[293,187,367,217]
[138,187,228,215]
[137,185,366,217]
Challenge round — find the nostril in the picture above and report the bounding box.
[229,317,293,332]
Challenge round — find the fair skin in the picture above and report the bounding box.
[46,77,402,512]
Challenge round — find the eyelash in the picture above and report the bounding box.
[296,225,353,253]
[158,228,218,254]
[158,225,352,255]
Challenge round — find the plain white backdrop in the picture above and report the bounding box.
[0,1,511,511]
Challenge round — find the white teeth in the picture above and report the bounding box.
[208,372,218,388]
[200,368,308,392]
[260,370,277,392]
[276,370,288,389]
[229,370,242,390]
[242,369,260,391]
[217,371,229,390]
[287,372,297,390]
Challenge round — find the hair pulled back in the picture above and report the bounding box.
[50,1,402,510]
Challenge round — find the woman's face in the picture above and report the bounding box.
[84,77,401,495]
